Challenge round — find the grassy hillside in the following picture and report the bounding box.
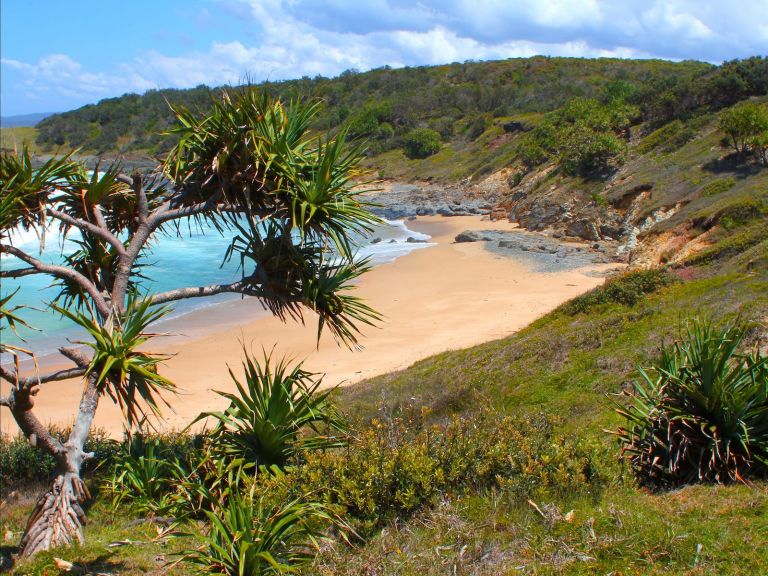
[3,55,768,575]
[3,232,767,575]
[0,127,42,154]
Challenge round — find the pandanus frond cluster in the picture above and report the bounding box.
[0,86,379,557]
[615,318,768,488]
[196,350,348,469]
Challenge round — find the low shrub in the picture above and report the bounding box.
[636,120,697,155]
[1,428,117,494]
[716,198,766,230]
[560,268,674,315]
[614,318,768,488]
[698,177,736,198]
[403,128,442,159]
[292,412,601,534]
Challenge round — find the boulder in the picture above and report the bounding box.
[599,224,622,240]
[455,231,494,243]
[566,219,601,242]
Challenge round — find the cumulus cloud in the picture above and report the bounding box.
[2,0,766,114]
[2,54,155,106]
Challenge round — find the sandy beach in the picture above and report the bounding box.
[1,215,615,436]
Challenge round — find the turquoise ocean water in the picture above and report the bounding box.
[1,219,432,357]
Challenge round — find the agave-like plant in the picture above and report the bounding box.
[179,490,335,575]
[110,430,180,512]
[54,294,176,427]
[194,350,349,470]
[615,318,768,487]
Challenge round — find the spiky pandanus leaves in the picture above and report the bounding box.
[224,216,380,347]
[0,148,82,240]
[180,490,335,576]
[194,350,348,470]
[615,318,768,488]
[51,234,148,310]
[53,295,176,427]
[0,289,37,369]
[163,88,379,253]
[110,430,178,512]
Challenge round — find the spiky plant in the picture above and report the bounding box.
[194,350,349,470]
[53,295,176,427]
[110,430,180,512]
[615,318,768,488]
[179,491,335,575]
[1,86,379,556]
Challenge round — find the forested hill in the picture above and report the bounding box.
[31,56,766,158]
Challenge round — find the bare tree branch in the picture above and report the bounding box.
[1,267,40,278]
[0,363,88,389]
[47,208,127,257]
[0,244,111,318]
[148,270,297,305]
[132,171,148,223]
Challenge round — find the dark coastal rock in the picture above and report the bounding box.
[371,237,382,244]
[455,231,489,243]
[416,206,436,216]
[599,224,623,240]
[517,201,566,229]
[566,219,601,242]
[406,237,427,243]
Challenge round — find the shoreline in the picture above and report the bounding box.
[1,214,617,436]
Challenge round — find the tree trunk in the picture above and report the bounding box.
[17,370,99,558]
[18,469,90,557]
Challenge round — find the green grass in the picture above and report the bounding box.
[3,266,767,574]
[0,128,42,154]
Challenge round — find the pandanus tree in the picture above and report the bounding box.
[0,88,380,557]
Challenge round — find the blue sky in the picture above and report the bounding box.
[2,0,767,116]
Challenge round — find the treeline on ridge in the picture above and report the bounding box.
[33,56,768,159]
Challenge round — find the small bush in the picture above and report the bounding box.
[1,428,117,494]
[403,128,442,159]
[561,268,674,315]
[614,318,768,488]
[292,412,601,534]
[635,120,697,155]
[699,177,736,198]
[716,198,766,229]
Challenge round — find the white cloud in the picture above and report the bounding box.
[3,0,766,114]
[2,54,155,106]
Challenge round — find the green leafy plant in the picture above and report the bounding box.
[193,350,349,470]
[294,412,600,534]
[109,430,182,511]
[561,268,674,315]
[54,295,176,426]
[179,491,336,575]
[614,318,768,488]
[402,128,442,159]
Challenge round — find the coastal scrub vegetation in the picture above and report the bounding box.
[2,55,768,574]
[615,318,768,488]
[0,88,380,557]
[402,127,442,159]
